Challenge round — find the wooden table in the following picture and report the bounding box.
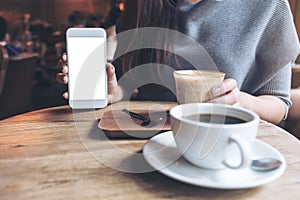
[0,101,299,199]
[292,65,300,88]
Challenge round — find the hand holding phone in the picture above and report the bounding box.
[66,28,108,108]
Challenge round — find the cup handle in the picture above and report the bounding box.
[222,134,251,169]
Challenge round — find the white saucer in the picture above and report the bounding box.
[143,131,286,189]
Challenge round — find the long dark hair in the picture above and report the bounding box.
[117,0,177,73]
[0,16,8,41]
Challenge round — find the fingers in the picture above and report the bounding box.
[56,53,69,99]
[56,73,68,84]
[62,92,69,99]
[58,53,67,66]
[106,63,118,95]
[62,65,68,74]
[212,79,237,97]
[209,79,240,105]
[62,53,67,62]
[106,63,124,104]
[210,87,240,105]
[106,63,116,80]
[58,53,68,74]
[57,53,68,84]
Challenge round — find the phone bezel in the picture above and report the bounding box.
[66,27,108,109]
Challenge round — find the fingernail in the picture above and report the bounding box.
[63,66,68,73]
[213,87,221,95]
[63,92,68,99]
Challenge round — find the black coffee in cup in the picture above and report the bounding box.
[170,103,259,169]
[184,113,246,124]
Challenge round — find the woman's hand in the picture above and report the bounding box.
[209,78,286,124]
[56,54,69,99]
[56,54,123,104]
[209,78,241,106]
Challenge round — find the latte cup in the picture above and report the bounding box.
[170,103,260,170]
[173,70,225,104]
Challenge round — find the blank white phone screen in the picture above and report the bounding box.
[68,37,106,100]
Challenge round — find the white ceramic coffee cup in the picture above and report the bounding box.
[170,103,259,170]
[173,70,225,104]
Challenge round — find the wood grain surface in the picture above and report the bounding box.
[0,101,299,200]
[292,65,300,88]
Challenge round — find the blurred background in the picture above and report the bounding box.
[0,0,123,119]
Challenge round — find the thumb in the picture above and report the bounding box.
[106,63,118,95]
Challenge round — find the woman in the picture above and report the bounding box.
[57,0,300,124]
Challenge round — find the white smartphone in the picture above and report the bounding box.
[66,28,108,109]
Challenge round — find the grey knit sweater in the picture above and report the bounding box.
[174,0,300,107]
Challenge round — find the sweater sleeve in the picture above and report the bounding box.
[254,62,292,119]
[249,0,299,110]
